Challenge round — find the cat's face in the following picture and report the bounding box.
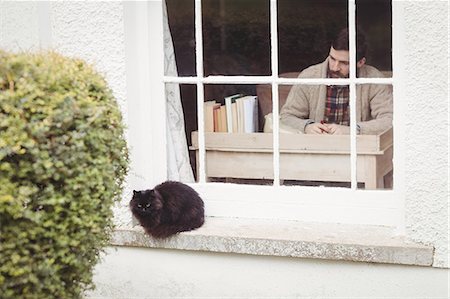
[129,189,162,216]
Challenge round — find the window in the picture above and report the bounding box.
[129,0,405,231]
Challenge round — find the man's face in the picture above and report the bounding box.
[328,47,366,78]
[328,47,350,78]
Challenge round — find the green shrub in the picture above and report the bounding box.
[0,51,128,298]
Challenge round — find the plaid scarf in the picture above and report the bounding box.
[324,85,350,125]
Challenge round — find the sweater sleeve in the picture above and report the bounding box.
[358,83,393,135]
[279,83,312,133]
[279,65,321,133]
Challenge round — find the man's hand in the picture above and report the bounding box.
[305,123,330,134]
[325,124,350,135]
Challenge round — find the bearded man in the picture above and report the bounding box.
[280,28,393,135]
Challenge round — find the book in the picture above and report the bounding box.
[251,96,259,132]
[236,97,245,133]
[224,94,243,133]
[240,95,258,133]
[219,105,227,132]
[213,106,220,132]
[204,101,220,132]
[231,102,238,133]
[205,94,258,133]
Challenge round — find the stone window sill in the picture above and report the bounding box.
[111,217,433,266]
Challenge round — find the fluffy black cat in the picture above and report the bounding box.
[129,181,205,238]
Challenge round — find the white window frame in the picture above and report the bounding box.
[125,0,406,233]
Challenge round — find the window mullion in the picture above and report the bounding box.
[392,0,406,234]
[195,0,206,183]
[270,0,280,186]
[348,0,357,190]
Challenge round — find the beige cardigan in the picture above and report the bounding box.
[280,58,393,135]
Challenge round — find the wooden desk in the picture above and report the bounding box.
[190,128,393,189]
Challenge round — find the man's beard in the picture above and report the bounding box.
[329,69,348,78]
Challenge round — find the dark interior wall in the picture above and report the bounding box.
[356,0,392,71]
[278,0,348,74]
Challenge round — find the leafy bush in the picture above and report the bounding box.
[0,51,128,298]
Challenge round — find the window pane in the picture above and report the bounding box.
[200,84,273,185]
[165,83,198,182]
[356,0,392,78]
[165,0,196,76]
[202,0,270,76]
[278,84,351,188]
[278,0,392,79]
[278,0,348,77]
[356,84,393,190]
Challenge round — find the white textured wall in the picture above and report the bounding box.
[86,246,449,298]
[0,1,40,51]
[50,1,127,122]
[403,1,449,268]
[0,1,126,114]
[0,0,448,272]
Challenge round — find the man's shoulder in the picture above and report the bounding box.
[360,64,386,77]
[298,60,327,78]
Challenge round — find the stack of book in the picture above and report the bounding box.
[204,94,259,133]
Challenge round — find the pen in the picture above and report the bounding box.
[320,120,326,133]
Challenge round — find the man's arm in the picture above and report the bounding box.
[358,84,393,135]
[280,84,313,133]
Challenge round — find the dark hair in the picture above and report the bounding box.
[331,28,367,61]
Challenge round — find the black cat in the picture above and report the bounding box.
[129,181,205,238]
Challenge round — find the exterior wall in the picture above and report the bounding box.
[403,0,449,268]
[0,1,127,117]
[0,0,448,284]
[49,1,127,121]
[86,246,449,298]
[0,2,40,51]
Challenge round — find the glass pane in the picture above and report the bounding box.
[278,0,392,79]
[278,0,348,78]
[165,83,198,183]
[203,0,271,76]
[278,84,351,188]
[165,0,196,76]
[201,84,273,185]
[356,0,392,78]
[356,84,393,190]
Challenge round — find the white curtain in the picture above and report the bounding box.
[163,1,195,183]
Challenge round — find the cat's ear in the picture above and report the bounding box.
[153,197,163,210]
[152,189,163,210]
[133,190,139,196]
